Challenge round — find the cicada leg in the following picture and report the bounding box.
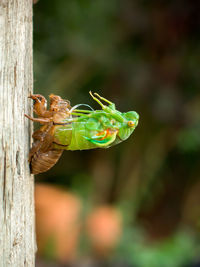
[25,114,53,124]
[93,92,113,105]
[89,91,105,109]
[29,94,53,117]
[89,91,116,110]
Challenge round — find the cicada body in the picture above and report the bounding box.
[25,92,139,174]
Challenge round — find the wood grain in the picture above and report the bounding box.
[0,0,35,266]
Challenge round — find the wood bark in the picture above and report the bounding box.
[0,1,35,266]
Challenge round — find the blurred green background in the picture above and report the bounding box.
[33,0,200,266]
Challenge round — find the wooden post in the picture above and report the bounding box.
[0,0,35,266]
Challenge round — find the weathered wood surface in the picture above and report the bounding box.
[0,0,35,266]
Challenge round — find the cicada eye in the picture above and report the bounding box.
[128,120,135,127]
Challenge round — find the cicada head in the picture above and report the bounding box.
[117,111,139,141]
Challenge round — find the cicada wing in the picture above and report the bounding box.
[84,129,118,147]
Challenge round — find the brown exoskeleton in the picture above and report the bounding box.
[25,94,71,174]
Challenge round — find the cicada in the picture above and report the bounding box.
[25,92,139,174]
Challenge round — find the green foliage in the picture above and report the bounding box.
[178,127,200,152]
[118,230,197,267]
[43,236,57,261]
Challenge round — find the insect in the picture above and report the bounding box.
[25,92,139,174]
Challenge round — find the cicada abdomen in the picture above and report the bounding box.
[30,144,63,174]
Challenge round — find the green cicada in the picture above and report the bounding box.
[25,92,139,174]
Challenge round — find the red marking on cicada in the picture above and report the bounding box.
[94,129,118,141]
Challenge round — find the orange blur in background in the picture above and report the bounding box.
[35,184,122,263]
[35,184,81,263]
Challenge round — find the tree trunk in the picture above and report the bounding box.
[0,1,35,266]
